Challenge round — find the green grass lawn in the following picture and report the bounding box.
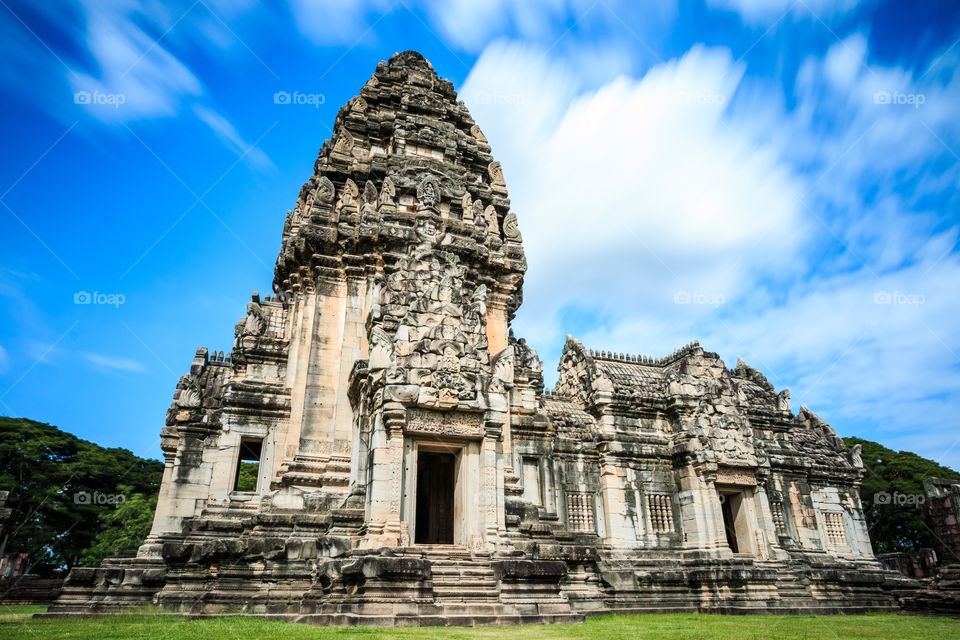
[1,606,956,639]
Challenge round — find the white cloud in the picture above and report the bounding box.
[463,41,808,344]
[460,36,960,469]
[193,105,275,172]
[80,351,146,373]
[1,0,273,172]
[69,3,203,122]
[426,0,676,56]
[0,345,9,375]
[288,0,393,45]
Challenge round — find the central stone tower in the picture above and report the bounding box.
[271,49,527,552]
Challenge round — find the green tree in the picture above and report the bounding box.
[235,460,259,492]
[79,487,158,566]
[0,417,163,575]
[845,436,960,554]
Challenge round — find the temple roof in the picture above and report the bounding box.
[295,48,508,219]
[273,50,526,308]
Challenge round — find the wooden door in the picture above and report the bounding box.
[415,451,455,544]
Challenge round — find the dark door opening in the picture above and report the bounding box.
[415,451,455,544]
[720,492,739,553]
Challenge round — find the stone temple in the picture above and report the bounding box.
[49,51,897,625]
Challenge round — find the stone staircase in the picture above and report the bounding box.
[424,548,500,604]
[409,546,582,625]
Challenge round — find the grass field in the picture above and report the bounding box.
[1,606,956,639]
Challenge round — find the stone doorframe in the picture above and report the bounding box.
[715,486,758,556]
[712,466,775,559]
[402,438,483,547]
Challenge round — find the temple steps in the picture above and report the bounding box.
[412,551,502,604]
[430,559,500,603]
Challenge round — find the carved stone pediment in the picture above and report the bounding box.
[405,409,482,439]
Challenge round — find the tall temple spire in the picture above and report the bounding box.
[274,49,524,323]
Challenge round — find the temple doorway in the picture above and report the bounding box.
[720,492,740,552]
[415,451,456,544]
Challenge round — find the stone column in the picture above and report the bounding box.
[751,473,785,560]
[677,464,728,553]
[330,273,368,443]
[280,286,313,466]
[597,448,634,547]
[481,413,505,553]
[361,401,406,548]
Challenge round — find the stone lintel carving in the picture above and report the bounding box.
[405,409,483,439]
[715,466,758,487]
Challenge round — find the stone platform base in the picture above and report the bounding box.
[41,546,904,627]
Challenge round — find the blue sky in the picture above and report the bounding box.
[1,0,958,468]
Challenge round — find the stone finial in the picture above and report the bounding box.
[379,177,396,209]
[503,212,522,241]
[337,179,359,213]
[363,180,378,205]
[316,176,335,206]
[333,129,355,155]
[470,123,488,143]
[850,444,864,469]
[488,161,505,187]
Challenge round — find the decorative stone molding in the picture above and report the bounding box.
[405,409,483,439]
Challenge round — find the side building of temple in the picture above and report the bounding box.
[48,51,898,626]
